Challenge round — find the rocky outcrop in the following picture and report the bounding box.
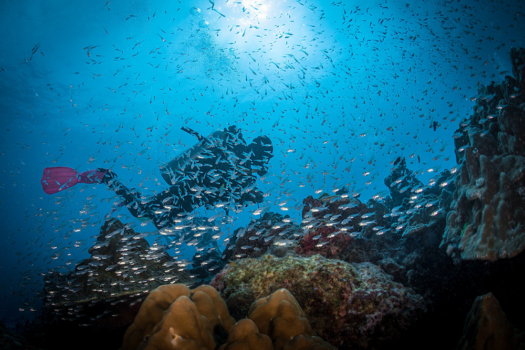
[43,218,191,325]
[442,48,525,262]
[458,293,520,350]
[222,212,300,261]
[211,254,424,348]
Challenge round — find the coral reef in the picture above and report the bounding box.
[442,47,525,261]
[222,212,300,261]
[296,225,341,258]
[384,157,424,207]
[122,284,334,350]
[457,293,520,350]
[296,194,367,258]
[211,254,424,348]
[287,158,454,293]
[189,248,226,286]
[43,218,191,325]
[22,48,525,350]
[293,157,455,264]
[381,157,455,239]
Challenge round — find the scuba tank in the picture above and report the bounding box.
[159,127,227,186]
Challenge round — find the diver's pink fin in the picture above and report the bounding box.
[77,169,107,184]
[41,167,107,195]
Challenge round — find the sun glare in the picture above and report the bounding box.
[226,0,271,25]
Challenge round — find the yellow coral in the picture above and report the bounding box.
[191,285,236,333]
[248,289,336,350]
[143,295,215,350]
[122,284,192,350]
[218,319,273,350]
[122,285,336,350]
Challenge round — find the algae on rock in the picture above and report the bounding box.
[211,254,425,348]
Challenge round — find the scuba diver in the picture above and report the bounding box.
[41,126,274,230]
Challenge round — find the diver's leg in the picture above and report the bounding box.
[150,183,211,229]
[99,170,150,219]
[150,183,190,229]
[110,181,144,218]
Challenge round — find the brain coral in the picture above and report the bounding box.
[211,254,425,348]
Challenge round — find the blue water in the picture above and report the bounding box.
[0,0,522,327]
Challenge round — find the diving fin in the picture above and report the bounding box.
[41,167,107,195]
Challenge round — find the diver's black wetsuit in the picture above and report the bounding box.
[102,127,269,230]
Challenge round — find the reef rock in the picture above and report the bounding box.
[43,218,191,326]
[211,254,425,348]
[442,48,525,262]
[222,212,300,261]
[294,161,454,265]
[0,322,41,350]
[189,248,226,286]
[296,194,369,259]
[384,156,424,207]
[382,157,455,239]
[457,292,519,350]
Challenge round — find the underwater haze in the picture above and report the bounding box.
[0,0,524,339]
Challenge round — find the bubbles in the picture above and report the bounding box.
[190,7,201,16]
[190,7,208,29]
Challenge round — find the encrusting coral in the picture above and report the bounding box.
[211,254,424,348]
[122,284,335,350]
